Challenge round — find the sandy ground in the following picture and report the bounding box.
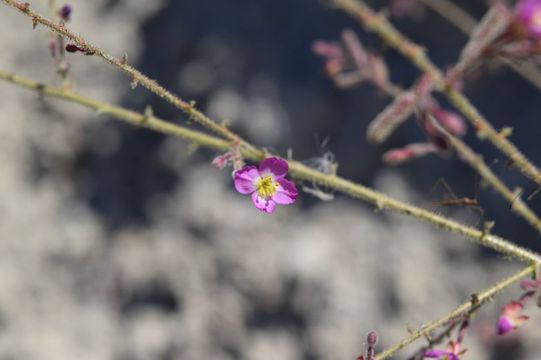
[0,1,540,359]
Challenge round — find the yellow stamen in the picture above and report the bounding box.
[255,175,278,199]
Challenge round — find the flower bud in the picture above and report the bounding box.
[367,91,416,143]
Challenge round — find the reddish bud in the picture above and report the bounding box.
[212,152,235,169]
[367,91,416,143]
[366,331,378,346]
[364,331,378,360]
[451,4,511,80]
[341,29,368,69]
[312,41,345,76]
[413,73,435,107]
[66,44,83,53]
[382,143,437,165]
[312,41,343,60]
[65,44,94,55]
[367,53,389,89]
[389,0,426,20]
[429,106,467,137]
[420,113,452,152]
[497,301,529,335]
[48,38,58,59]
[520,278,541,291]
[16,2,30,11]
[58,4,72,22]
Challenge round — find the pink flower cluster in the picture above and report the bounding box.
[423,319,469,360]
[374,74,467,166]
[424,341,462,360]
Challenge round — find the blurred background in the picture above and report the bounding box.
[0,0,540,359]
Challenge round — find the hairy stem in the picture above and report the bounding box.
[2,69,540,265]
[426,114,541,233]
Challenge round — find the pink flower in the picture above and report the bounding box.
[58,4,72,22]
[233,157,298,213]
[497,300,530,335]
[515,0,541,37]
[424,340,464,360]
[424,349,460,360]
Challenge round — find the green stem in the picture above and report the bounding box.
[2,69,540,264]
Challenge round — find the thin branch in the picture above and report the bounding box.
[374,264,538,360]
[2,69,540,265]
[0,0,262,158]
[426,114,541,233]
[332,0,541,188]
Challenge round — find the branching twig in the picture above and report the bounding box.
[2,69,540,265]
[332,0,541,188]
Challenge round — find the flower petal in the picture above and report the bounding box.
[234,166,260,194]
[259,157,288,178]
[272,178,298,205]
[516,0,541,36]
[424,350,447,358]
[251,192,276,213]
[497,315,515,335]
[423,350,459,360]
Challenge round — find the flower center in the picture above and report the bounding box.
[255,175,278,199]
